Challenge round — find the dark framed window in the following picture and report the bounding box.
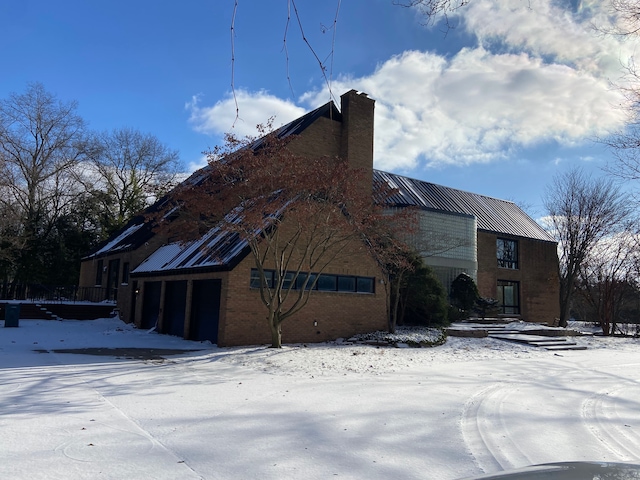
[317,274,337,291]
[338,276,356,292]
[122,262,130,285]
[250,269,375,294]
[497,238,518,269]
[282,271,295,290]
[250,269,274,288]
[497,280,520,314]
[296,273,316,290]
[356,277,375,294]
[95,259,103,286]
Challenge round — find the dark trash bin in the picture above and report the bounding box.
[5,304,20,327]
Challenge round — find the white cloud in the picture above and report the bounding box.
[304,47,626,170]
[186,155,209,174]
[186,89,306,138]
[460,0,633,77]
[187,0,638,171]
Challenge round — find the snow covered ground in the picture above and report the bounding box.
[1,318,639,479]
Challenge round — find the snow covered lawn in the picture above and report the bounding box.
[1,318,639,479]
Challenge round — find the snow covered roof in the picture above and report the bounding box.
[86,223,147,258]
[131,227,248,275]
[92,101,341,262]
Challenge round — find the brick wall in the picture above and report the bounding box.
[340,90,374,170]
[132,242,387,347]
[287,116,342,158]
[219,223,387,346]
[477,231,560,324]
[79,233,167,323]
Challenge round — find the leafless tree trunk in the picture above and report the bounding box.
[84,128,180,236]
[0,83,88,283]
[164,125,401,348]
[577,230,639,335]
[543,168,632,327]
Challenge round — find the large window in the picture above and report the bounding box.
[251,269,375,294]
[497,280,520,314]
[497,238,518,269]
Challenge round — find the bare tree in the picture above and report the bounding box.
[162,125,408,348]
[0,83,88,284]
[577,230,639,335]
[543,168,632,327]
[599,0,640,37]
[365,217,417,333]
[596,0,640,195]
[394,0,469,27]
[601,119,640,204]
[86,128,180,236]
[0,193,25,294]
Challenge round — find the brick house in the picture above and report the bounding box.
[79,90,560,346]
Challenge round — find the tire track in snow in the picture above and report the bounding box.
[461,382,533,474]
[581,385,640,462]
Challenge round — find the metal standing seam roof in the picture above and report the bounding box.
[374,170,554,242]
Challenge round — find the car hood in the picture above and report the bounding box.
[461,461,640,479]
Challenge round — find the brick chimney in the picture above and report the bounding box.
[340,90,375,191]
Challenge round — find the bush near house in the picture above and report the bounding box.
[473,297,501,319]
[450,273,479,320]
[398,259,449,328]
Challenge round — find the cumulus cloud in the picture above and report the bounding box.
[187,0,638,171]
[465,0,639,77]
[186,89,306,138]
[305,48,626,169]
[186,155,209,174]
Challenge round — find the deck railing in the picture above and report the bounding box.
[0,284,116,304]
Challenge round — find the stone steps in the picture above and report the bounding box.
[448,322,587,351]
[489,333,586,351]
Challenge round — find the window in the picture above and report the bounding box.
[356,277,375,294]
[497,280,520,314]
[296,273,316,290]
[250,269,274,289]
[122,262,130,285]
[497,238,518,269]
[95,259,103,286]
[317,274,337,291]
[250,269,375,294]
[282,271,295,290]
[337,276,356,292]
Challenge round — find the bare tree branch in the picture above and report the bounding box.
[543,167,632,327]
[230,0,240,127]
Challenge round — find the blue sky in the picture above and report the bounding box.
[2,0,637,216]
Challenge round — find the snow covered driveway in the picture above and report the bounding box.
[1,319,639,479]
